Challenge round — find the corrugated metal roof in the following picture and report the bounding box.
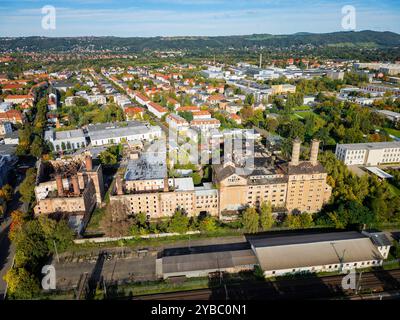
[162,249,257,274]
[250,232,384,272]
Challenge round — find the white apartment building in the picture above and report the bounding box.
[335,141,400,166]
[147,101,168,119]
[166,113,189,132]
[190,118,221,131]
[87,121,162,146]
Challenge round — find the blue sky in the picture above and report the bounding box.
[0,0,399,37]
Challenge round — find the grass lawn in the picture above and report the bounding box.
[291,110,321,120]
[293,105,312,111]
[388,183,400,197]
[71,229,244,252]
[382,260,400,270]
[117,278,211,297]
[377,127,400,138]
[85,208,105,233]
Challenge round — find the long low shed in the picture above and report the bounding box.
[160,249,258,279]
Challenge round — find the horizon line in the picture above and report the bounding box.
[0,29,398,39]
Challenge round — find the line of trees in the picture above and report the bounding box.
[4,212,74,299]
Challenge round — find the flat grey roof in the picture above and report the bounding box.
[45,129,85,141]
[124,153,167,181]
[249,231,384,272]
[376,109,400,117]
[365,167,393,179]
[337,141,400,150]
[87,121,159,141]
[249,231,366,248]
[194,183,218,196]
[162,249,257,275]
[173,177,194,191]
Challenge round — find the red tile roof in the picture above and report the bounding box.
[148,101,167,113]
[176,106,200,112]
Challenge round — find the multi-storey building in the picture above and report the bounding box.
[110,153,219,219]
[213,139,331,217]
[110,139,332,221]
[34,155,104,219]
[166,113,189,132]
[335,141,400,166]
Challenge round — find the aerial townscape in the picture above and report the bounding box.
[0,1,400,309]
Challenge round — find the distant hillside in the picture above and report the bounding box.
[1,30,399,53]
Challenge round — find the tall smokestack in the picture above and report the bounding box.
[116,175,124,195]
[71,175,80,196]
[310,139,320,166]
[163,176,169,192]
[56,174,64,197]
[85,155,93,171]
[290,138,301,166]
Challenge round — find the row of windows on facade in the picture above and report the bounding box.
[248,190,285,194]
[53,141,86,151]
[270,260,381,274]
[290,189,323,194]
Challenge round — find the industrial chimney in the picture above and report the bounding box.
[163,176,169,192]
[71,175,80,196]
[85,155,93,171]
[56,174,64,197]
[116,175,124,195]
[310,139,320,166]
[290,138,301,166]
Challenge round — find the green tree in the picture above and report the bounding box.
[259,202,274,231]
[191,172,202,185]
[30,135,43,159]
[16,124,32,156]
[285,212,314,229]
[3,268,40,299]
[14,219,49,268]
[135,212,147,228]
[167,210,189,234]
[0,184,13,202]
[38,216,74,253]
[199,216,218,232]
[99,150,117,165]
[19,168,36,204]
[241,207,259,233]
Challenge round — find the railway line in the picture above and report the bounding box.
[134,269,400,300]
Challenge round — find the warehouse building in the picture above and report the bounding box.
[157,242,258,279]
[87,121,162,146]
[250,231,390,278]
[156,230,391,279]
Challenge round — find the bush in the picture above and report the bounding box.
[4,268,40,299]
[167,210,189,234]
[241,207,259,233]
[199,216,218,233]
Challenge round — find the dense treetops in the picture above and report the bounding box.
[1,31,400,53]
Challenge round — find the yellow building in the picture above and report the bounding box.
[213,139,331,217]
[110,139,331,220]
[271,84,296,95]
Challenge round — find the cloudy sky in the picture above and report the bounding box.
[0,0,399,37]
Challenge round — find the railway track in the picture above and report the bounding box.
[134,269,400,300]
